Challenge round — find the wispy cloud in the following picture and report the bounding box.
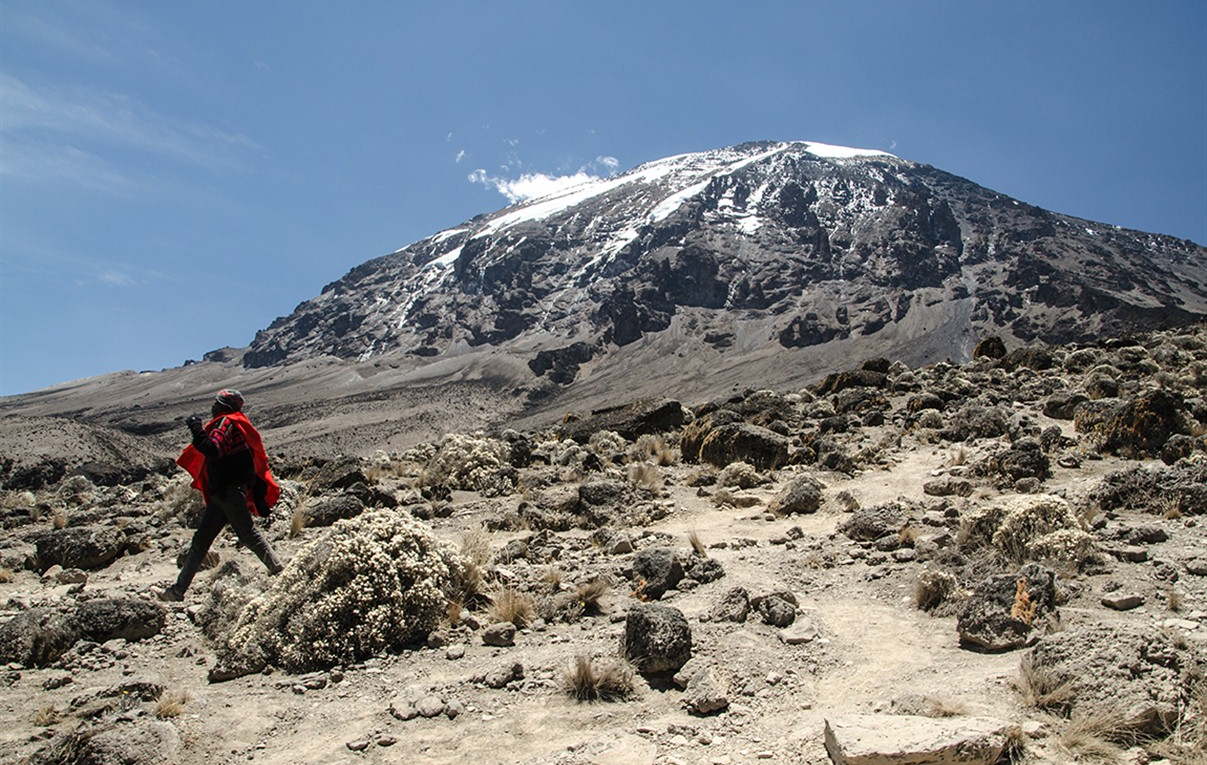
[468,155,621,203]
[0,73,258,192]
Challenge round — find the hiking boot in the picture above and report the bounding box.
[157,585,184,602]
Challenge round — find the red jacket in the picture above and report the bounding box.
[177,411,280,516]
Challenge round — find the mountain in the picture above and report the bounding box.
[3,141,1205,454]
[244,140,1205,374]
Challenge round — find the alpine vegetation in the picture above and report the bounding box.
[226,509,467,672]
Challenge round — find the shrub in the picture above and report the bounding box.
[717,461,761,489]
[588,430,629,463]
[993,495,1081,563]
[421,433,516,496]
[562,654,636,702]
[914,569,958,612]
[228,509,466,671]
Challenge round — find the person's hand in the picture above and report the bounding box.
[185,415,204,437]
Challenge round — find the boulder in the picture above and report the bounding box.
[54,721,180,765]
[622,603,692,675]
[33,526,127,571]
[824,714,1016,765]
[699,423,790,470]
[839,503,909,543]
[709,587,750,623]
[559,399,687,444]
[1099,389,1187,458]
[0,607,81,667]
[681,667,729,715]
[631,547,684,600]
[768,474,824,515]
[75,598,166,642]
[957,564,1056,652]
[1025,623,1201,735]
[303,494,365,527]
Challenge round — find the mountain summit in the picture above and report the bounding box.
[244,140,1205,387]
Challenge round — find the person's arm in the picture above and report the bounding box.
[189,417,237,461]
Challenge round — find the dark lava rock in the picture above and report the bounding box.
[957,564,1056,652]
[0,608,81,667]
[698,423,790,470]
[622,603,692,675]
[33,526,128,571]
[559,398,686,444]
[632,548,685,600]
[75,598,166,642]
[304,494,366,527]
[1099,389,1188,458]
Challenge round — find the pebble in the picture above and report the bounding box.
[346,739,369,751]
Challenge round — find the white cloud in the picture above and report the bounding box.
[454,149,466,163]
[468,155,622,204]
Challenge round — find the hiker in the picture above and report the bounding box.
[159,389,284,601]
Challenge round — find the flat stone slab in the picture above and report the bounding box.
[824,714,1016,765]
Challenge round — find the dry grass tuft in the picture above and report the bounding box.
[1016,653,1076,713]
[575,578,610,614]
[921,696,970,718]
[487,587,535,628]
[688,530,707,558]
[51,509,67,530]
[633,434,678,466]
[154,690,191,718]
[1055,709,1135,761]
[541,566,564,588]
[446,599,464,626]
[34,703,59,726]
[1167,589,1184,612]
[0,567,14,584]
[628,462,663,493]
[457,526,492,602]
[561,654,636,702]
[289,507,305,538]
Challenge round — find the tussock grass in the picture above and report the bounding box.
[633,434,678,466]
[1055,710,1134,761]
[487,588,535,628]
[628,462,663,493]
[541,566,564,589]
[575,578,610,614]
[154,690,191,718]
[457,525,492,603]
[289,507,305,538]
[0,567,14,584]
[34,704,59,726]
[920,696,970,718]
[51,510,67,530]
[688,530,707,558]
[561,654,636,702]
[1016,653,1076,714]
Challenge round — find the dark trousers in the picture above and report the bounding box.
[175,485,283,593]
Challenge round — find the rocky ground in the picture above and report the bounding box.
[1,326,1205,765]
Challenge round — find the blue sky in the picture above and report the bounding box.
[1,1,1204,396]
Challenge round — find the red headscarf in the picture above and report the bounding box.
[176,411,280,516]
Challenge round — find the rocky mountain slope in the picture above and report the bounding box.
[1,323,1205,765]
[246,140,1205,375]
[2,140,1204,458]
